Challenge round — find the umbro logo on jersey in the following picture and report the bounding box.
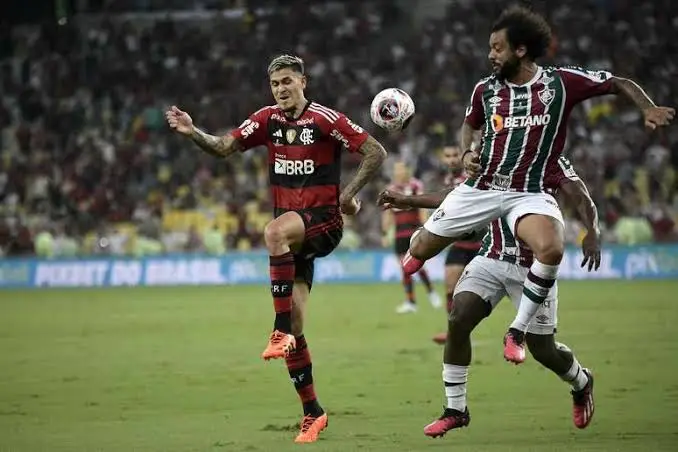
[489,96,501,107]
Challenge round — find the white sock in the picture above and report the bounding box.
[510,260,559,331]
[442,363,468,412]
[560,356,588,391]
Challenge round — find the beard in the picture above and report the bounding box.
[495,54,521,81]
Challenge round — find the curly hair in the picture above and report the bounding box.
[267,54,305,75]
[492,5,552,61]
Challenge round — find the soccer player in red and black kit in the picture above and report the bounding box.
[433,146,481,342]
[382,161,441,314]
[166,54,387,443]
[379,146,481,342]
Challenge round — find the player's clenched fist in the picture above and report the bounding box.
[339,194,361,215]
[462,150,482,179]
[166,106,194,135]
[377,189,405,210]
[643,106,675,130]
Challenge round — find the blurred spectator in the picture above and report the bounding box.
[0,0,676,256]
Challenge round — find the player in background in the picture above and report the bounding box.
[420,157,599,437]
[401,5,675,364]
[379,146,480,341]
[382,161,441,314]
[166,54,387,443]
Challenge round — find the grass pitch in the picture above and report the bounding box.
[1,281,677,451]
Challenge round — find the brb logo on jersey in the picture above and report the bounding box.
[274,154,315,176]
[491,114,551,132]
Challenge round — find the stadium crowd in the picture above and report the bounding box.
[0,0,676,257]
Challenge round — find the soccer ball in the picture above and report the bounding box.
[370,88,415,132]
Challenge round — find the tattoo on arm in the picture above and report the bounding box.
[611,77,656,111]
[190,126,243,158]
[562,180,600,234]
[460,122,476,152]
[342,136,387,199]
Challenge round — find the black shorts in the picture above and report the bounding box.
[394,236,411,255]
[445,246,478,266]
[293,208,343,291]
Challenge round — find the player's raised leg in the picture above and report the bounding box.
[503,212,564,364]
[403,185,502,276]
[286,280,328,443]
[526,335,594,429]
[402,228,453,275]
[261,212,306,360]
[424,290,489,437]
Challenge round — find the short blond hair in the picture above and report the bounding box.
[267,54,305,75]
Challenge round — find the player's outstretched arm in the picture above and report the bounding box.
[189,126,243,158]
[166,105,243,158]
[610,78,675,130]
[340,135,387,203]
[377,188,452,210]
[560,179,601,271]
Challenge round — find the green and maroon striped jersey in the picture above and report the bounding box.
[464,66,613,193]
[478,156,581,266]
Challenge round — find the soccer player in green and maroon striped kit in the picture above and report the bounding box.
[401,5,674,367]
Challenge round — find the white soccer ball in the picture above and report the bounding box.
[370,88,415,132]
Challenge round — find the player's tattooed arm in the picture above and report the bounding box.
[560,179,601,271]
[341,135,387,200]
[460,123,482,177]
[561,179,599,235]
[610,78,675,130]
[190,127,243,158]
[610,77,655,110]
[460,122,477,153]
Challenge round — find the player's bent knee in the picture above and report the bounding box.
[536,239,564,264]
[264,221,288,248]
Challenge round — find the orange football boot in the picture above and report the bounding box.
[261,330,296,360]
[294,413,328,443]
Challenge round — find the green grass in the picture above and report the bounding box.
[1,281,677,451]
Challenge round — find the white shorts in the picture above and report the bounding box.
[454,255,558,335]
[424,184,564,238]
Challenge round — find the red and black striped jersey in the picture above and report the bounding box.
[388,178,424,239]
[230,101,369,217]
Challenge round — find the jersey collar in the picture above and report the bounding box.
[505,66,543,88]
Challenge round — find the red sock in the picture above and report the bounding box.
[402,251,424,275]
[285,335,322,416]
[446,292,455,314]
[402,272,415,303]
[418,268,433,292]
[270,252,295,333]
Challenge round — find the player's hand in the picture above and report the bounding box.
[580,229,601,272]
[339,195,361,215]
[166,105,194,135]
[643,106,675,130]
[463,150,482,178]
[377,189,406,210]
